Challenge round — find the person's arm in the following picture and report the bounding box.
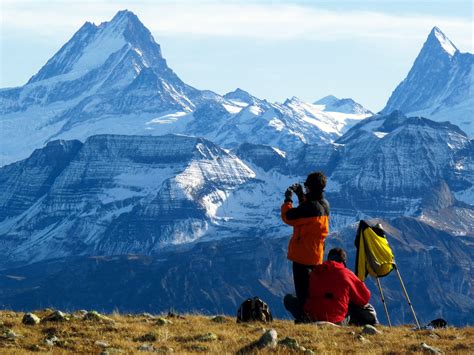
[281,202,314,227]
[348,272,371,306]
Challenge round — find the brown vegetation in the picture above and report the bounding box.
[0,310,473,353]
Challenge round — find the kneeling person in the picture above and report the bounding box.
[285,248,377,325]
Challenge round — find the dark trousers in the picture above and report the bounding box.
[292,262,314,303]
[284,294,307,323]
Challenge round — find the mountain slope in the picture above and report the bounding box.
[0,134,255,268]
[0,217,472,326]
[326,111,472,218]
[383,27,473,136]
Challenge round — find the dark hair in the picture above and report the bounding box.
[305,172,327,199]
[327,248,347,266]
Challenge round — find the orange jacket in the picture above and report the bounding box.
[281,196,329,266]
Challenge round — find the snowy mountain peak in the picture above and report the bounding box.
[428,27,458,56]
[27,9,165,84]
[314,95,372,115]
[223,88,260,105]
[283,96,303,105]
[382,27,473,136]
[109,9,139,23]
[314,95,339,106]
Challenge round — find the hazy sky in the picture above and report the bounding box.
[1,0,472,111]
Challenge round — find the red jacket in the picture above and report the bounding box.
[303,261,370,323]
[281,195,329,266]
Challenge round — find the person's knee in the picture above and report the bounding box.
[284,294,296,309]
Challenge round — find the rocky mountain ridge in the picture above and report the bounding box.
[0,134,255,268]
[1,109,472,270]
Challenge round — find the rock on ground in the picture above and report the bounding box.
[421,342,444,354]
[238,328,278,353]
[42,310,68,322]
[22,313,41,325]
[361,324,382,335]
[156,317,172,326]
[84,311,114,323]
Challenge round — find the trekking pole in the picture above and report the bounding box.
[375,277,392,327]
[393,264,421,329]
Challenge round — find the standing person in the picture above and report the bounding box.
[285,248,378,325]
[281,171,329,311]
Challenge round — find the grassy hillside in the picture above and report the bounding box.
[0,310,472,353]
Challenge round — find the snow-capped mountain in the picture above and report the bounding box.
[0,10,371,166]
[383,27,474,136]
[0,10,199,165]
[314,95,372,115]
[0,134,255,268]
[1,113,472,270]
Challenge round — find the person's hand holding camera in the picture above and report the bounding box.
[284,183,304,203]
[290,183,304,203]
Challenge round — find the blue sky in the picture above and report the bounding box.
[1,0,472,111]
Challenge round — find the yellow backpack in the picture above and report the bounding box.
[354,220,394,281]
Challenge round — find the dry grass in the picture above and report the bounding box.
[1,310,473,354]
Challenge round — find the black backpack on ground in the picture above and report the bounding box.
[428,318,447,328]
[236,297,273,323]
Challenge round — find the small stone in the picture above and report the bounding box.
[156,317,172,326]
[95,340,110,348]
[256,329,278,349]
[211,315,227,323]
[71,310,88,319]
[84,311,114,323]
[304,350,315,355]
[420,342,444,354]
[195,332,218,342]
[237,328,278,354]
[361,324,382,335]
[138,343,155,352]
[44,335,60,346]
[23,313,41,325]
[429,332,441,339]
[357,335,371,344]
[278,337,300,350]
[42,310,68,323]
[2,328,20,339]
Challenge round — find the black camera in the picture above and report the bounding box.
[288,183,303,192]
